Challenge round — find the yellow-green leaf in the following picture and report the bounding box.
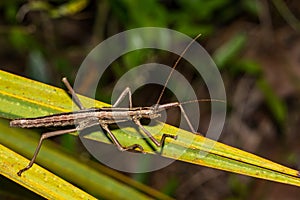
[17,0,89,21]
[0,144,96,200]
[0,70,173,199]
[0,69,299,189]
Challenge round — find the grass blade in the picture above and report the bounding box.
[0,143,96,199]
[0,70,173,199]
[0,69,299,189]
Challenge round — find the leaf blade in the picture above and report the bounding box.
[0,144,97,200]
[1,69,299,188]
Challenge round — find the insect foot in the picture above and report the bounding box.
[160,133,177,147]
[17,167,28,176]
[118,143,146,154]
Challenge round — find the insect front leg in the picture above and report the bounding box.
[17,128,78,176]
[112,87,132,108]
[100,123,145,153]
[132,117,177,147]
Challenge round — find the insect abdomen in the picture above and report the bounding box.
[10,117,75,128]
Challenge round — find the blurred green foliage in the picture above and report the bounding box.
[213,32,286,128]
[0,0,260,85]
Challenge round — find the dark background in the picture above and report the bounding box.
[1,0,300,199]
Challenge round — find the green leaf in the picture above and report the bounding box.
[1,69,299,190]
[16,0,89,21]
[257,78,287,126]
[0,70,173,199]
[272,0,300,31]
[213,33,247,69]
[0,119,172,200]
[234,59,262,76]
[50,0,89,18]
[0,143,96,199]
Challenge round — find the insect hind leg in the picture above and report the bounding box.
[62,77,85,110]
[112,87,132,108]
[17,128,78,176]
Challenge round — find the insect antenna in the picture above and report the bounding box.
[180,99,226,105]
[155,33,202,106]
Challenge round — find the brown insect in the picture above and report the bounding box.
[11,34,216,176]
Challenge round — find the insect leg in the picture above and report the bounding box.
[132,117,177,147]
[17,128,78,176]
[178,104,197,134]
[62,77,85,110]
[100,123,145,153]
[112,87,132,108]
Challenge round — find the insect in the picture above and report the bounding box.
[10,34,214,176]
